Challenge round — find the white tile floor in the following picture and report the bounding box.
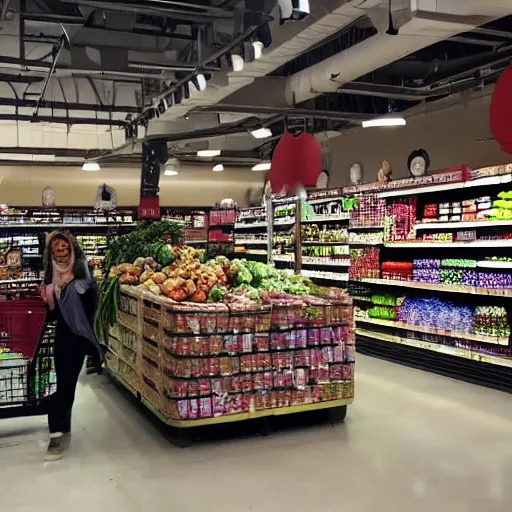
[2,355,512,511]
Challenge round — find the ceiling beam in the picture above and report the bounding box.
[0,97,141,113]
[0,114,126,125]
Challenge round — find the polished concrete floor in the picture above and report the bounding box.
[2,354,512,512]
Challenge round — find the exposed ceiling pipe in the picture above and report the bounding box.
[283,3,505,106]
[195,104,373,122]
[336,71,503,101]
[33,27,71,118]
[381,44,512,83]
[58,0,235,22]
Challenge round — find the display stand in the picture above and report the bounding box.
[105,285,355,436]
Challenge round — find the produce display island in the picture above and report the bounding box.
[98,226,355,438]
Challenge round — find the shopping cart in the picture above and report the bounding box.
[0,298,56,419]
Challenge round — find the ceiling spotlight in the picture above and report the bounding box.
[362,117,406,128]
[231,53,244,72]
[252,40,264,59]
[82,161,100,172]
[250,127,272,139]
[252,162,271,171]
[158,98,168,115]
[197,149,221,157]
[191,73,207,92]
[165,157,180,176]
[212,164,224,172]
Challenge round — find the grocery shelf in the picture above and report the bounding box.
[384,240,512,249]
[0,222,136,229]
[301,259,351,267]
[184,240,208,245]
[307,197,344,205]
[235,240,268,245]
[273,255,295,262]
[234,222,268,230]
[415,220,512,230]
[348,225,384,230]
[302,214,350,224]
[301,270,349,282]
[355,328,512,369]
[477,261,512,269]
[359,277,512,297]
[302,241,349,246]
[378,173,512,199]
[356,317,509,345]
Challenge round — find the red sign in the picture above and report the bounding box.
[138,197,160,219]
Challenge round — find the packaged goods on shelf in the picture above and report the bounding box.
[386,197,417,242]
[349,194,385,229]
[348,231,383,245]
[350,247,380,280]
[381,262,413,281]
[475,306,510,337]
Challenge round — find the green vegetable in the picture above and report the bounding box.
[95,277,120,343]
[156,244,175,266]
[105,220,182,269]
[236,266,253,285]
[208,285,228,302]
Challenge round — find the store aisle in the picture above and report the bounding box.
[2,355,512,512]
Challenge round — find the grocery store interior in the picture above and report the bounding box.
[2,0,512,510]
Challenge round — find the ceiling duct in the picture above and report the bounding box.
[285,0,512,105]
[149,0,384,131]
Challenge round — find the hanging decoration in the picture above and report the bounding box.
[490,63,512,155]
[269,130,322,194]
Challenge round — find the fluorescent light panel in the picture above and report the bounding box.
[197,149,221,157]
[252,162,271,171]
[164,169,179,176]
[362,117,406,128]
[0,153,55,162]
[250,127,272,139]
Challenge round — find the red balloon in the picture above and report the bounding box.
[490,63,512,155]
[269,131,322,193]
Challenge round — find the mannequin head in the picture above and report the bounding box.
[407,149,430,178]
[349,162,363,184]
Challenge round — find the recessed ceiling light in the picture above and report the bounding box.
[250,127,272,139]
[252,162,271,171]
[197,149,221,157]
[82,162,100,172]
[362,117,406,128]
[213,164,224,172]
[164,169,179,176]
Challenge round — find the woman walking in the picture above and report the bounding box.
[41,231,103,461]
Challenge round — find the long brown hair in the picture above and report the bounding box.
[43,231,86,285]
